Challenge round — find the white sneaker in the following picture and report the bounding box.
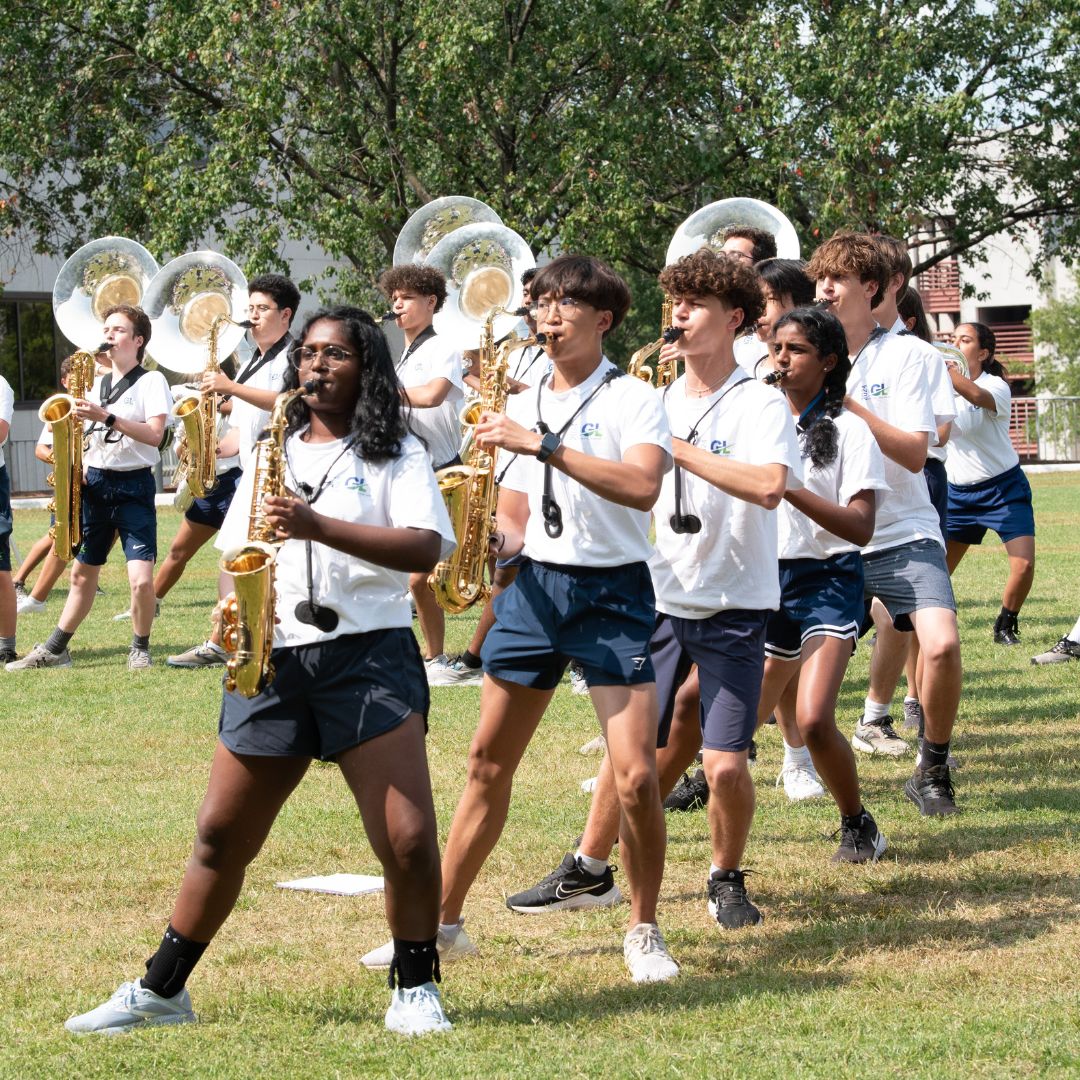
[384,982,452,1036]
[623,923,679,983]
[128,646,153,671]
[16,594,46,615]
[423,654,452,685]
[578,734,606,755]
[426,656,483,687]
[167,641,227,668]
[851,716,909,757]
[6,642,72,671]
[776,761,825,802]
[568,664,589,696]
[113,600,160,622]
[580,775,598,795]
[64,979,196,1034]
[361,921,478,970]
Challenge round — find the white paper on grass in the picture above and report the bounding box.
[275,873,385,896]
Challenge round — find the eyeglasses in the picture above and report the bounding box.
[248,303,279,315]
[288,346,357,368]
[532,296,585,317]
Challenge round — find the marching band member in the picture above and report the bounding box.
[944,322,1035,645]
[166,274,302,668]
[363,254,679,983]
[8,305,172,672]
[64,306,457,1037]
[379,265,465,682]
[506,249,801,930]
[0,366,15,664]
[807,233,963,816]
[757,308,889,859]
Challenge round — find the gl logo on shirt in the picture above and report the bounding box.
[861,382,889,399]
[709,439,733,456]
[345,476,370,495]
[580,422,602,439]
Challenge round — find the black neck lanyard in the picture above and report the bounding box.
[236,333,291,386]
[533,366,623,539]
[283,435,357,632]
[667,373,751,535]
[397,326,437,373]
[90,364,147,442]
[850,326,888,371]
[513,345,544,385]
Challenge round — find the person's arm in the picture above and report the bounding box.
[216,428,241,458]
[948,367,997,412]
[403,377,454,408]
[35,442,53,463]
[490,487,530,559]
[201,371,280,412]
[75,397,166,448]
[783,487,877,547]
[261,495,444,572]
[842,396,929,473]
[0,419,9,446]
[935,420,952,448]
[673,442,788,509]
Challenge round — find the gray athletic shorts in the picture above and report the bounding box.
[862,538,956,633]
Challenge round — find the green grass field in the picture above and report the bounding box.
[2,473,1078,1078]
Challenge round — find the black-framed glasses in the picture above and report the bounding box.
[247,303,279,315]
[288,345,357,368]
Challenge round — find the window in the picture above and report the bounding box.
[0,295,72,403]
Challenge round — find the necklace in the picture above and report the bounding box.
[685,372,731,397]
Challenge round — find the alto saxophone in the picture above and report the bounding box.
[627,296,684,386]
[38,349,99,560]
[429,309,538,613]
[219,381,314,698]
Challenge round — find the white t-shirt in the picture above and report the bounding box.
[945,372,1018,486]
[887,326,956,463]
[231,336,292,469]
[397,333,465,469]
[0,376,13,470]
[84,368,173,471]
[734,333,769,379]
[846,332,944,552]
[778,409,889,560]
[649,370,803,618]
[509,344,548,388]
[500,358,672,567]
[217,432,455,647]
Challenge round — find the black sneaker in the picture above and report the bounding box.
[748,739,757,765]
[993,613,1021,645]
[707,869,762,929]
[831,810,888,864]
[663,770,708,812]
[0,647,16,664]
[505,853,622,914]
[12,582,27,600]
[904,765,959,816]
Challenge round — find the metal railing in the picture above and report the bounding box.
[1012,396,1080,462]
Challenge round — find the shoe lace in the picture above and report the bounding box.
[923,766,955,800]
[402,983,443,1017]
[875,717,900,738]
[535,857,578,888]
[627,923,665,954]
[709,872,751,907]
[830,821,859,849]
[776,763,815,788]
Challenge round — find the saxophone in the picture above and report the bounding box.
[218,381,314,698]
[429,309,537,613]
[38,350,99,560]
[627,296,684,386]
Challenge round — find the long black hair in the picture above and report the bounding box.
[284,305,409,463]
[773,307,851,470]
[961,321,1008,379]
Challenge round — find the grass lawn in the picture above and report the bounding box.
[2,472,1078,1078]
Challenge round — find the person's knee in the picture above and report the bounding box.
[611,759,657,815]
[799,711,837,746]
[464,737,514,795]
[130,574,155,597]
[69,563,95,590]
[703,754,748,793]
[193,810,256,870]
[919,628,961,671]
[385,820,440,880]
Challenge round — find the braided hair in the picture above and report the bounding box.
[773,307,851,470]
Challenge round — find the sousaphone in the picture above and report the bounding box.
[666,197,801,264]
[52,236,159,353]
[142,251,250,374]
[426,222,535,351]
[393,195,503,267]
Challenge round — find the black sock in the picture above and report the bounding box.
[142,924,209,999]
[388,937,440,990]
[459,649,482,670]
[921,739,951,770]
[841,806,867,828]
[132,633,150,650]
[45,628,74,655]
[995,606,1019,630]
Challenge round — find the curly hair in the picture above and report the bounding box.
[773,307,851,469]
[960,321,1008,379]
[529,255,632,335]
[378,265,448,312]
[284,306,409,463]
[103,303,151,361]
[805,232,891,309]
[658,249,765,331]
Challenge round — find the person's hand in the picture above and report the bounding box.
[475,412,543,455]
[263,494,318,541]
[201,370,235,395]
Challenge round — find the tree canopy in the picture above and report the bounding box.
[1,0,1077,351]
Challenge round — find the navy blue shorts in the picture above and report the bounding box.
[77,467,157,565]
[185,465,242,530]
[481,559,656,691]
[651,609,766,753]
[0,465,11,573]
[219,628,430,760]
[923,457,948,536]
[766,551,864,660]
[947,464,1035,545]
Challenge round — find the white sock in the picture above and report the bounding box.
[863,697,891,723]
[438,920,462,936]
[903,695,919,706]
[783,740,811,768]
[1069,614,1080,641]
[575,850,608,876]
[205,641,226,656]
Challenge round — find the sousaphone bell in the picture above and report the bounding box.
[667,197,801,264]
[393,195,503,267]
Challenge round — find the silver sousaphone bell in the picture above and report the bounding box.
[666,197,801,264]
[393,195,503,267]
[142,251,250,375]
[426,222,536,351]
[52,236,160,353]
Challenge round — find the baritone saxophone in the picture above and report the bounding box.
[219,380,315,697]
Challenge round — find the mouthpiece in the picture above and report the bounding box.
[95,341,110,353]
[302,379,319,394]
[534,332,548,345]
[512,305,531,318]
[763,369,787,386]
[662,326,685,343]
[813,298,834,309]
[378,311,397,323]
[238,319,254,329]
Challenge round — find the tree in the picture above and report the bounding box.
[1,1,1078,359]
[1031,271,1080,396]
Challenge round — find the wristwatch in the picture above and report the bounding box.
[536,431,562,463]
[104,413,117,429]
